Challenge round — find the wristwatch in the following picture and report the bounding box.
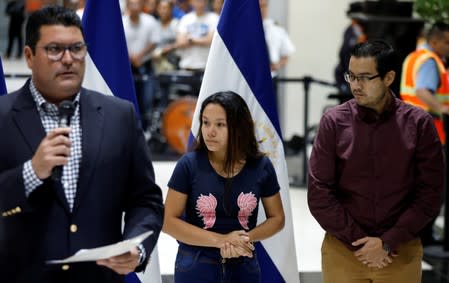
[382,242,391,255]
[136,244,147,266]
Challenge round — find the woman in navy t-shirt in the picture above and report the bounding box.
[163,91,285,282]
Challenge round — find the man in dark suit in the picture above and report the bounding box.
[0,6,164,283]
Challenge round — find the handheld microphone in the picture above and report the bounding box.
[51,100,76,183]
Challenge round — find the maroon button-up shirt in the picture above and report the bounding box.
[308,96,444,251]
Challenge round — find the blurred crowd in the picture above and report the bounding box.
[3,0,295,143]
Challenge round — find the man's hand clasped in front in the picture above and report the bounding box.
[352,237,395,269]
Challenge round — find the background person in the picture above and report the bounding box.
[259,0,295,76]
[123,0,161,130]
[0,6,164,283]
[211,0,223,16]
[5,0,26,59]
[175,0,218,73]
[400,23,449,245]
[75,0,85,18]
[153,0,179,75]
[152,0,180,110]
[334,5,367,96]
[400,22,449,144]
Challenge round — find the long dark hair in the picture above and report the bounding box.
[195,91,263,175]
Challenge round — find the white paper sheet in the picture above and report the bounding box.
[47,230,153,264]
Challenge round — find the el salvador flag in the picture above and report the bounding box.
[190,0,299,282]
[81,1,161,282]
[0,57,7,95]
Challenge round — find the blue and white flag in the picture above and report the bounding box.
[190,0,299,282]
[0,57,7,95]
[81,1,161,282]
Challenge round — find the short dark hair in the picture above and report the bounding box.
[350,40,397,78]
[427,22,449,42]
[25,5,84,54]
[195,91,263,175]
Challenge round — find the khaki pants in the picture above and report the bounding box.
[321,233,423,283]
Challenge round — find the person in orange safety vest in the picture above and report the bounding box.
[400,22,449,144]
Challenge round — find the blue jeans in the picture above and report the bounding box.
[174,245,261,283]
[132,62,158,130]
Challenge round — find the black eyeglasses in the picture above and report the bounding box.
[344,72,381,84]
[38,43,87,61]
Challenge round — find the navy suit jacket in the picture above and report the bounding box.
[0,81,164,283]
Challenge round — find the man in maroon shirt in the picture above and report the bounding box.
[308,40,444,283]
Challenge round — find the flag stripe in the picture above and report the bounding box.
[217,0,281,136]
[193,33,296,281]
[83,54,114,97]
[0,57,7,95]
[82,0,138,111]
[190,0,299,281]
[81,1,161,282]
[255,242,284,282]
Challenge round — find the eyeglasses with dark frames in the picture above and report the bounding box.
[38,43,87,61]
[344,71,381,84]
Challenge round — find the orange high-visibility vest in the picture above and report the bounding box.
[400,48,449,143]
[26,0,44,13]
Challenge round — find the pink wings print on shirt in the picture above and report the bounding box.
[196,193,218,229]
[237,192,257,230]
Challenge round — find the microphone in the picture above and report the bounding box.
[51,100,76,183]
